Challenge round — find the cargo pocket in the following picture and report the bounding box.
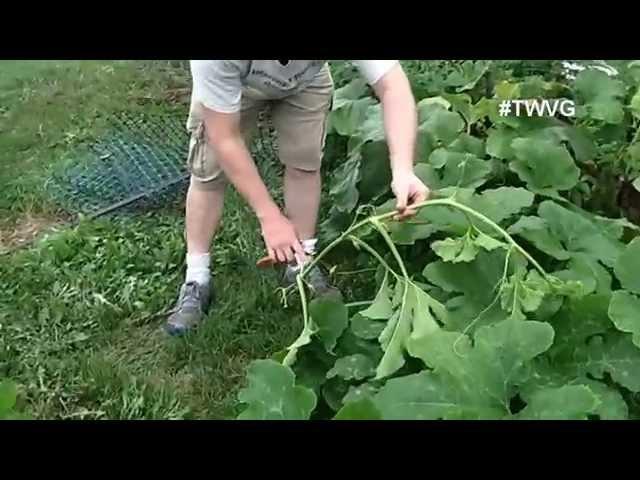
[187,121,218,181]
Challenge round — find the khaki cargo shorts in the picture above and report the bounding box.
[186,63,334,191]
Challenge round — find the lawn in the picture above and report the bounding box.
[5,60,640,421]
[0,61,306,419]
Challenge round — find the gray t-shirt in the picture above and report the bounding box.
[190,60,399,113]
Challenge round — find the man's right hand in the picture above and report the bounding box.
[260,212,305,265]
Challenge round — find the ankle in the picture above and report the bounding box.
[186,253,211,285]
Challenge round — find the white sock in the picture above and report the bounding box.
[290,238,318,272]
[185,253,211,286]
[302,238,318,256]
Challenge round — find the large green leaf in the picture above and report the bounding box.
[332,78,368,110]
[585,334,640,392]
[574,70,625,124]
[355,104,386,145]
[548,294,612,359]
[432,233,480,263]
[419,104,465,147]
[486,128,518,160]
[614,237,640,294]
[333,397,382,420]
[508,216,570,261]
[330,97,377,136]
[383,186,531,247]
[410,283,447,339]
[521,360,628,420]
[539,201,625,268]
[387,220,441,245]
[442,94,473,129]
[510,138,580,191]
[237,360,317,420]
[500,270,549,320]
[518,76,561,98]
[327,354,375,381]
[577,378,628,420]
[471,97,499,124]
[432,229,504,265]
[553,253,612,296]
[554,332,640,393]
[423,249,509,305]
[609,291,640,348]
[309,297,349,353]
[427,148,492,189]
[448,61,490,93]
[442,295,507,334]
[381,185,530,245]
[292,345,335,393]
[330,155,360,212]
[417,320,552,396]
[508,202,625,268]
[357,140,392,203]
[336,327,383,363]
[515,385,599,420]
[322,377,350,412]
[549,124,597,164]
[374,371,486,420]
[417,97,451,122]
[343,383,379,404]
[375,282,444,379]
[359,274,393,320]
[463,187,535,225]
[449,133,485,157]
[375,318,553,419]
[350,313,386,340]
[329,78,374,136]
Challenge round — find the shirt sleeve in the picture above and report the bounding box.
[352,60,400,85]
[190,60,245,113]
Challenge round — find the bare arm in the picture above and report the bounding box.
[201,108,279,221]
[201,107,304,263]
[371,64,429,219]
[371,64,418,176]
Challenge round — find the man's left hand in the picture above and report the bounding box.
[391,171,430,221]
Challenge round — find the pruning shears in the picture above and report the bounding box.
[256,252,306,269]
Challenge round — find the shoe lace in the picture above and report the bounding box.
[179,282,201,309]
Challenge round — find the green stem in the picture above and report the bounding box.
[345,300,374,308]
[284,196,549,367]
[282,273,312,367]
[296,274,309,330]
[335,268,379,276]
[382,198,548,278]
[454,246,514,355]
[348,235,401,280]
[370,218,409,280]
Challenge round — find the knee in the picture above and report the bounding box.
[189,175,227,194]
[285,165,320,180]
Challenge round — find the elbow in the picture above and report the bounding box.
[377,67,415,104]
[207,130,244,160]
[381,85,417,123]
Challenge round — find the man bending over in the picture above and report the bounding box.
[166,60,430,335]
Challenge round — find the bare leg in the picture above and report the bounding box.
[284,166,321,241]
[185,178,226,254]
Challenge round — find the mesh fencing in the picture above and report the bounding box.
[46,111,277,217]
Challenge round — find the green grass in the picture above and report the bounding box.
[0,60,188,223]
[0,61,309,419]
[0,205,303,419]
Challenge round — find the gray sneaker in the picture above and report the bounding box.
[283,264,342,300]
[165,281,212,336]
